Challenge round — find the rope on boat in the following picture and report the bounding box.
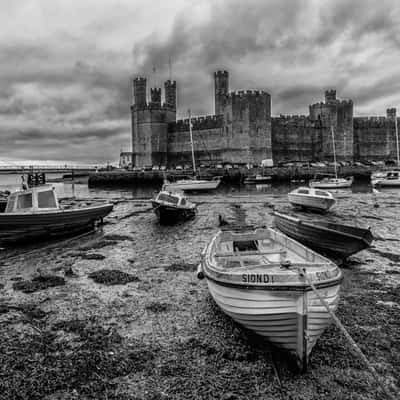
[300,268,396,400]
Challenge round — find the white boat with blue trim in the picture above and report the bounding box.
[197,226,343,370]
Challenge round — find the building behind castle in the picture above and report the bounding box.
[128,71,399,167]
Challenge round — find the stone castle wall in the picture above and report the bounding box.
[130,71,399,166]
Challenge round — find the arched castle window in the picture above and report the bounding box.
[226,126,229,134]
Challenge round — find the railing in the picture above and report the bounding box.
[0,164,98,171]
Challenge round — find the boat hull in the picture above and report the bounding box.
[309,180,352,189]
[244,177,272,184]
[152,201,196,224]
[206,278,340,369]
[372,178,400,187]
[163,180,220,191]
[274,212,373,259]
[0,204,113,244]
[288,193,335,212]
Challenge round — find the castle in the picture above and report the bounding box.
[129,70,399,166]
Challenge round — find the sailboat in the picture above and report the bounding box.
[372,114,400,187]
[162,110,221,192]
[309,126,353,189]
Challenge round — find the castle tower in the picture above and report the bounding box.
[131,77,169,167]
[309,90,353,161]
[150,88,161,106]
[325,90,336,103]
[214,70,229,115]
[387,108,396,119]
[164,80,176,110]
[133,77,147,108]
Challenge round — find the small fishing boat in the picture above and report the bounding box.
[0,185,113,244]
[288,187,336,212]
[371,170,400,187]
[274,212,374,259]
[309,174,353,189]
[244,174,272,184]
[152,189,196,224]
[197,226,343,371]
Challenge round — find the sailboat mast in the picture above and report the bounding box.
[395,113,400,167]
[331,125,338,179]
[189,109,196,174]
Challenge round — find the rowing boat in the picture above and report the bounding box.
[274,212,374,259]
[197,226,343,371]
[288,187,336,212]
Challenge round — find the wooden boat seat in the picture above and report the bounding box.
[215,248,287,258]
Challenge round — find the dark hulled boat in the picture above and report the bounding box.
[152,190,196,224]
[274,212,374,259]
[0,185,113,244]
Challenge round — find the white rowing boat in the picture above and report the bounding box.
[197,226,343,370]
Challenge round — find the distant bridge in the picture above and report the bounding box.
[0,165,98,174]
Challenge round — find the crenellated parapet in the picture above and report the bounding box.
[354,116,389,128]
[170,115,224,132]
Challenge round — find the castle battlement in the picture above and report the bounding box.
[170,115,224,132]
[354,116,393,127]
[274,114,309,120]
[227,90,269,98]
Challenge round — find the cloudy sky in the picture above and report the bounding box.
[1,0,400,164]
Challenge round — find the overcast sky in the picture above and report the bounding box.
[1,0,400,164]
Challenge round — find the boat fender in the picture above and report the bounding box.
[197,263,204,280]
[280,260,292,269]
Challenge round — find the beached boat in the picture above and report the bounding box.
[371,170,400,187]
[274,212,374,259]
[288,187,336,212]
[152,189,196,224]
[244,174,272,184]
[197,226,343,370]
[0,185,113,244]
[0,190,9,212]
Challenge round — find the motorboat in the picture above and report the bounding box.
[0,185,113,244]
[371,170,400,187]
[152,189,196,224]
[288,187,336,212]
[274,212,374,260]
[162,177,220,192]
[309,175,353,189]
[197,226,343,371]
[244,174,272,184]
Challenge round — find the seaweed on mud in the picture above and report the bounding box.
[78,239,118,251]
[88,269,140,285]
[0,322,157,400]
[145,301,170,313]
[13,275,66,293]
[79,253,106,260]
[104,234,133,241]
[164,262,198,272]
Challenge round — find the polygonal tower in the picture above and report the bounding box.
[214,70,229,115]
[131,77,171,167]
[164,80,177,111]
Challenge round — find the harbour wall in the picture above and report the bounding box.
[88,166,373,186]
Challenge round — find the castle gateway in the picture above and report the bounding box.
[130,71,399,166]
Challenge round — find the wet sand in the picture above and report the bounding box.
[0,188,399,399]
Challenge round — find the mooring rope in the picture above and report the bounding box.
[299,267,396,400]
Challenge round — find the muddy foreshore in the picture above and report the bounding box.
[0,191,399,400]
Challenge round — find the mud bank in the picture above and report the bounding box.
[0,192,398,399]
